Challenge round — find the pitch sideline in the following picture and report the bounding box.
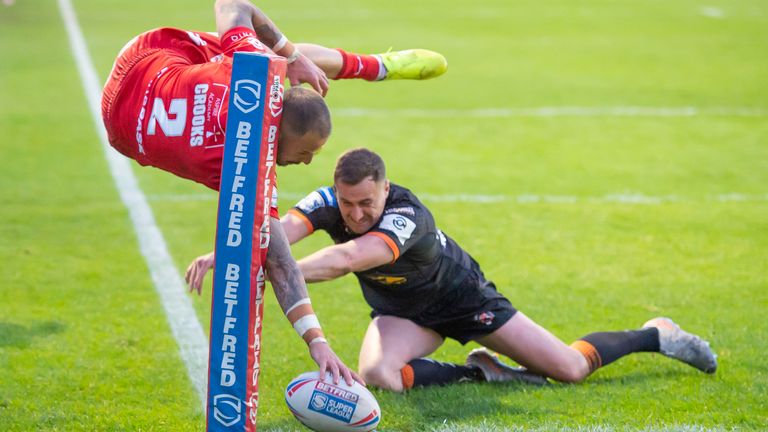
[57,0,209,410]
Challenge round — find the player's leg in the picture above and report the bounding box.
[358,315,483,392]
[474,312,593,382]
[358,315,443,391]
[296,43,447,81]
[474,312,715,382]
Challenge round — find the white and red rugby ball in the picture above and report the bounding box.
[285,371,380,432]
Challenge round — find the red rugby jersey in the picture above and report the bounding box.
[102,26,279,216]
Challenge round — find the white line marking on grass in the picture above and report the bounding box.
[147,191,768,205]
[57,0,208,411]
[700,6,725,19]
[334,106,765,118]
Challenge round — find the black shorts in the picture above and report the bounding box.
[370,273,517,345]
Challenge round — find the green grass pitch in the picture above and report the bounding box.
[1,0,767,430]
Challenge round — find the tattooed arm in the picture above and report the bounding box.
[214,0,329,95]
[265,217,310,310]
[265,217,362,385]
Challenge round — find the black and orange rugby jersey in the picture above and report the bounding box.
[289,184,484,317]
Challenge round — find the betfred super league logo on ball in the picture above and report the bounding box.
[308,381,358,423]
[285,371,381,431]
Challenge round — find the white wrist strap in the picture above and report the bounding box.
[293,314,321,337]
[286,48,301,64]
[286,298,311,316]
[272,35,288,52]
[309,337,327,346]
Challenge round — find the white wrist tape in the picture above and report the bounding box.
[309,337,327,346]
[286,298,311,316]
[272,35,288,52]
[286,48,301,64]
[293,314,321,337]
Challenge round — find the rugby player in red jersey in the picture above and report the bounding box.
[187,148,718,391]
[102,0,447,190]
[101,0,445,385]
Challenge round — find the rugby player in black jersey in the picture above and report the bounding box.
[187,148,717,391]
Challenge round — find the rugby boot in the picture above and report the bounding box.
[642,317,717,374]
[466,348,549,386]
[378,49,448,80]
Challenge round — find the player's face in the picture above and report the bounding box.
[277,131,327,166]
[335,177,390,234]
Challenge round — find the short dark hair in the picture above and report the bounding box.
[281,87,331,139]
[334,148,386,185]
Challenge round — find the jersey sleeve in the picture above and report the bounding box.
[288,187,339,234]
[366,206,428,262]
[220,27,272,57]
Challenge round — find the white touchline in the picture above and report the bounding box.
[57,0,209,411]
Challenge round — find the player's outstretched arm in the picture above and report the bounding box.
[184,212,311,295]
[213,0,329,95]
[297,235,394,283]
[265,217,362,385]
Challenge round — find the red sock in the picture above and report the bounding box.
[334,49,382,81]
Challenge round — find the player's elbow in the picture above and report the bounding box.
[214,0,256,31]
[214,0,237,12]
[334,248,357,275]
[215,0,251,10]
[341,242,388,273]
[345,251,380,274]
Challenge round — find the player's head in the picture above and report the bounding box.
[277,87,331,166]
[333,148,390,234]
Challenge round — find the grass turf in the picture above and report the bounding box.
[1,0,766,430]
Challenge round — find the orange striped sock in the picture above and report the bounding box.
[400,364,415,390]
[570,340,602,373]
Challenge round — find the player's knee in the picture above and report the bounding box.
[550,360,590,383]
[359,364,404,393]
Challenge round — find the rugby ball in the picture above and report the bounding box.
[285,371,380,432]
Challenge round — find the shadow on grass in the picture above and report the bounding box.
[0,321,65,348]
[259,382,555,431]
[260,418,309,432]
[585,367,705,386]
[258,365,729,431]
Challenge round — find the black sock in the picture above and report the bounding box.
[400,358,483,389]
[571,328,660,372]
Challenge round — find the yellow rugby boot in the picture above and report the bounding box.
[378,49,448,80]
